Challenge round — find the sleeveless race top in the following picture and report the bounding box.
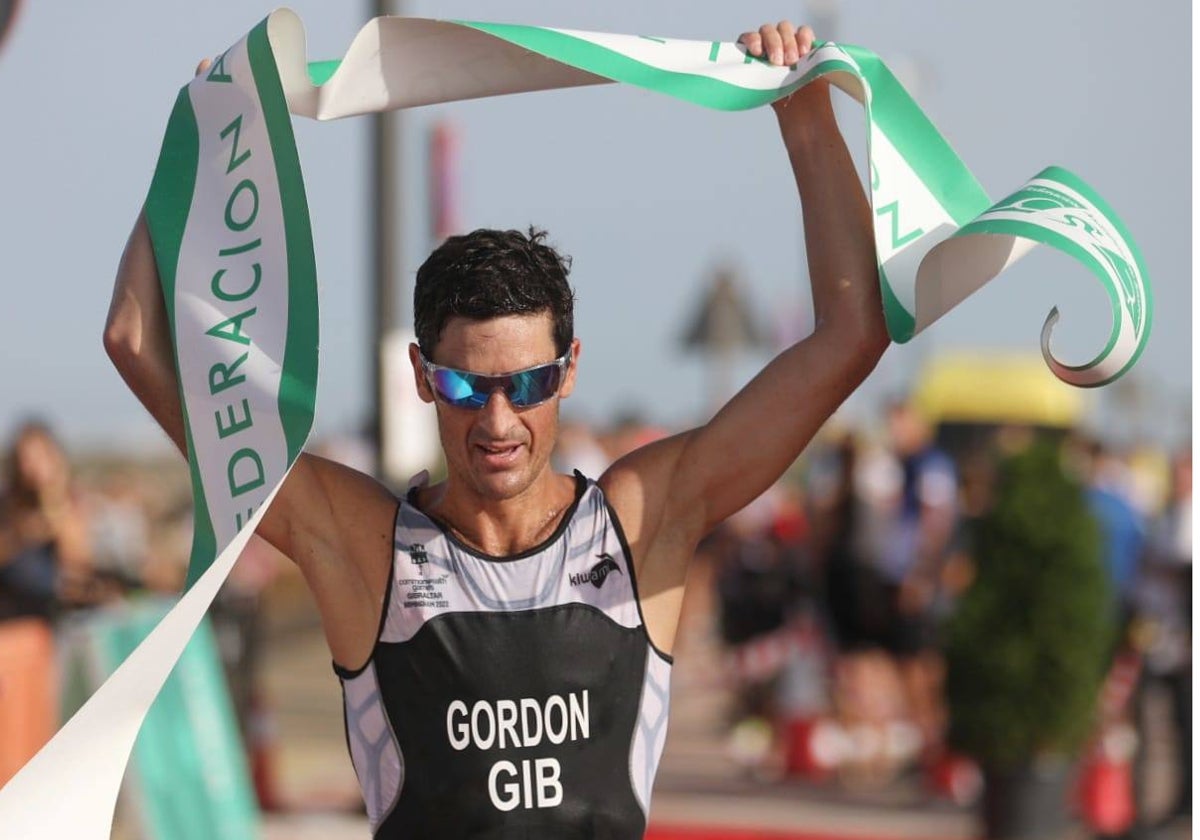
[336,472,674,839]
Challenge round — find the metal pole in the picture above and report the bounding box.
[371,0,402,480]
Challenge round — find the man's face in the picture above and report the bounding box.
[887,404,926,456]
[409,313,579,501]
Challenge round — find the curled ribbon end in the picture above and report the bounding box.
[1039,305,1126,389]
[1038,305,1061,365]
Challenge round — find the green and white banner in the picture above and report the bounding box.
[59,604,259,840]
[0,8,1150,837]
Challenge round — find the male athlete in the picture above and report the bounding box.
[105,21,889,839]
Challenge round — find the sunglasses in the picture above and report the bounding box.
[420,351,571,409]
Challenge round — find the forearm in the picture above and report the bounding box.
[103,212,187,454]
[778,85,888,357]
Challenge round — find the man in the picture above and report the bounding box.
[0,421,93,786]
[1080,439,1146,621]
[1136,448,1191,823]
[876,400,958,783]
[104,21,888,838]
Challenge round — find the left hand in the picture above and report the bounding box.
[737,21,816,68]
[737,22,831,121]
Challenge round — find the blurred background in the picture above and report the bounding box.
[0,1,1190,839]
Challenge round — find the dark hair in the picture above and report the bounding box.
[4,418,63,507]
[413,227,575,359]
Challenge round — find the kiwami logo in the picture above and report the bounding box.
[569,554,622,589]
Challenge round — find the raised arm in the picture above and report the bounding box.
[103,214,189,453]
[681,22,890,530]
[601,23,888,644]
[104,187,396,670]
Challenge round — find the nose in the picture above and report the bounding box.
[475,389,519,434]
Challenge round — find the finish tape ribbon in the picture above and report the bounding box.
[0,9,1151,836]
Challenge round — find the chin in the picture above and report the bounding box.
[471,466,536,501]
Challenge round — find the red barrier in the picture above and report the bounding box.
[647,826,907,840]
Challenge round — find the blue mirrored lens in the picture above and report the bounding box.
[431,369,480,406]
[509,365,563,406]
[429,360,564,409]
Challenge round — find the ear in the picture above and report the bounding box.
[408,342,435,404]
[558,338,582,400]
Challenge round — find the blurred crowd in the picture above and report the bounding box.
[557,400,1191,835]
[0,419,283,800]
[0,400,1190,836]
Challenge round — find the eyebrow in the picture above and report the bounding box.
[425,353,566,376]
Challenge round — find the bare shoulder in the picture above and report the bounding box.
[260,452,400,669]
[597,430,701,569]
[598,432,705,656]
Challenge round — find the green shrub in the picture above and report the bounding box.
[944,439,1113,770]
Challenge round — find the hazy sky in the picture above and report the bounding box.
[0,0,1189,451]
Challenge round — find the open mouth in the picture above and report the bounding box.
[474,442,523,468]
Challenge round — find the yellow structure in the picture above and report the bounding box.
[913,353,1087,429]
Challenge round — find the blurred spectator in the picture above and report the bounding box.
[807,433,909,785]
[0,421,92,784]
[0,422,94,613]
[940,450,996,599]
[715,530,787,649]
[1134,447,1191,821]
[809,434,890,658]
[87,469,151,590]
[211,534,287,810]
[715,487,807,649]
[712,484,812,773]
[1080,439,1147,621]
[879,401,958,771]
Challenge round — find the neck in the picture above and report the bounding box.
[421,469,577,557]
